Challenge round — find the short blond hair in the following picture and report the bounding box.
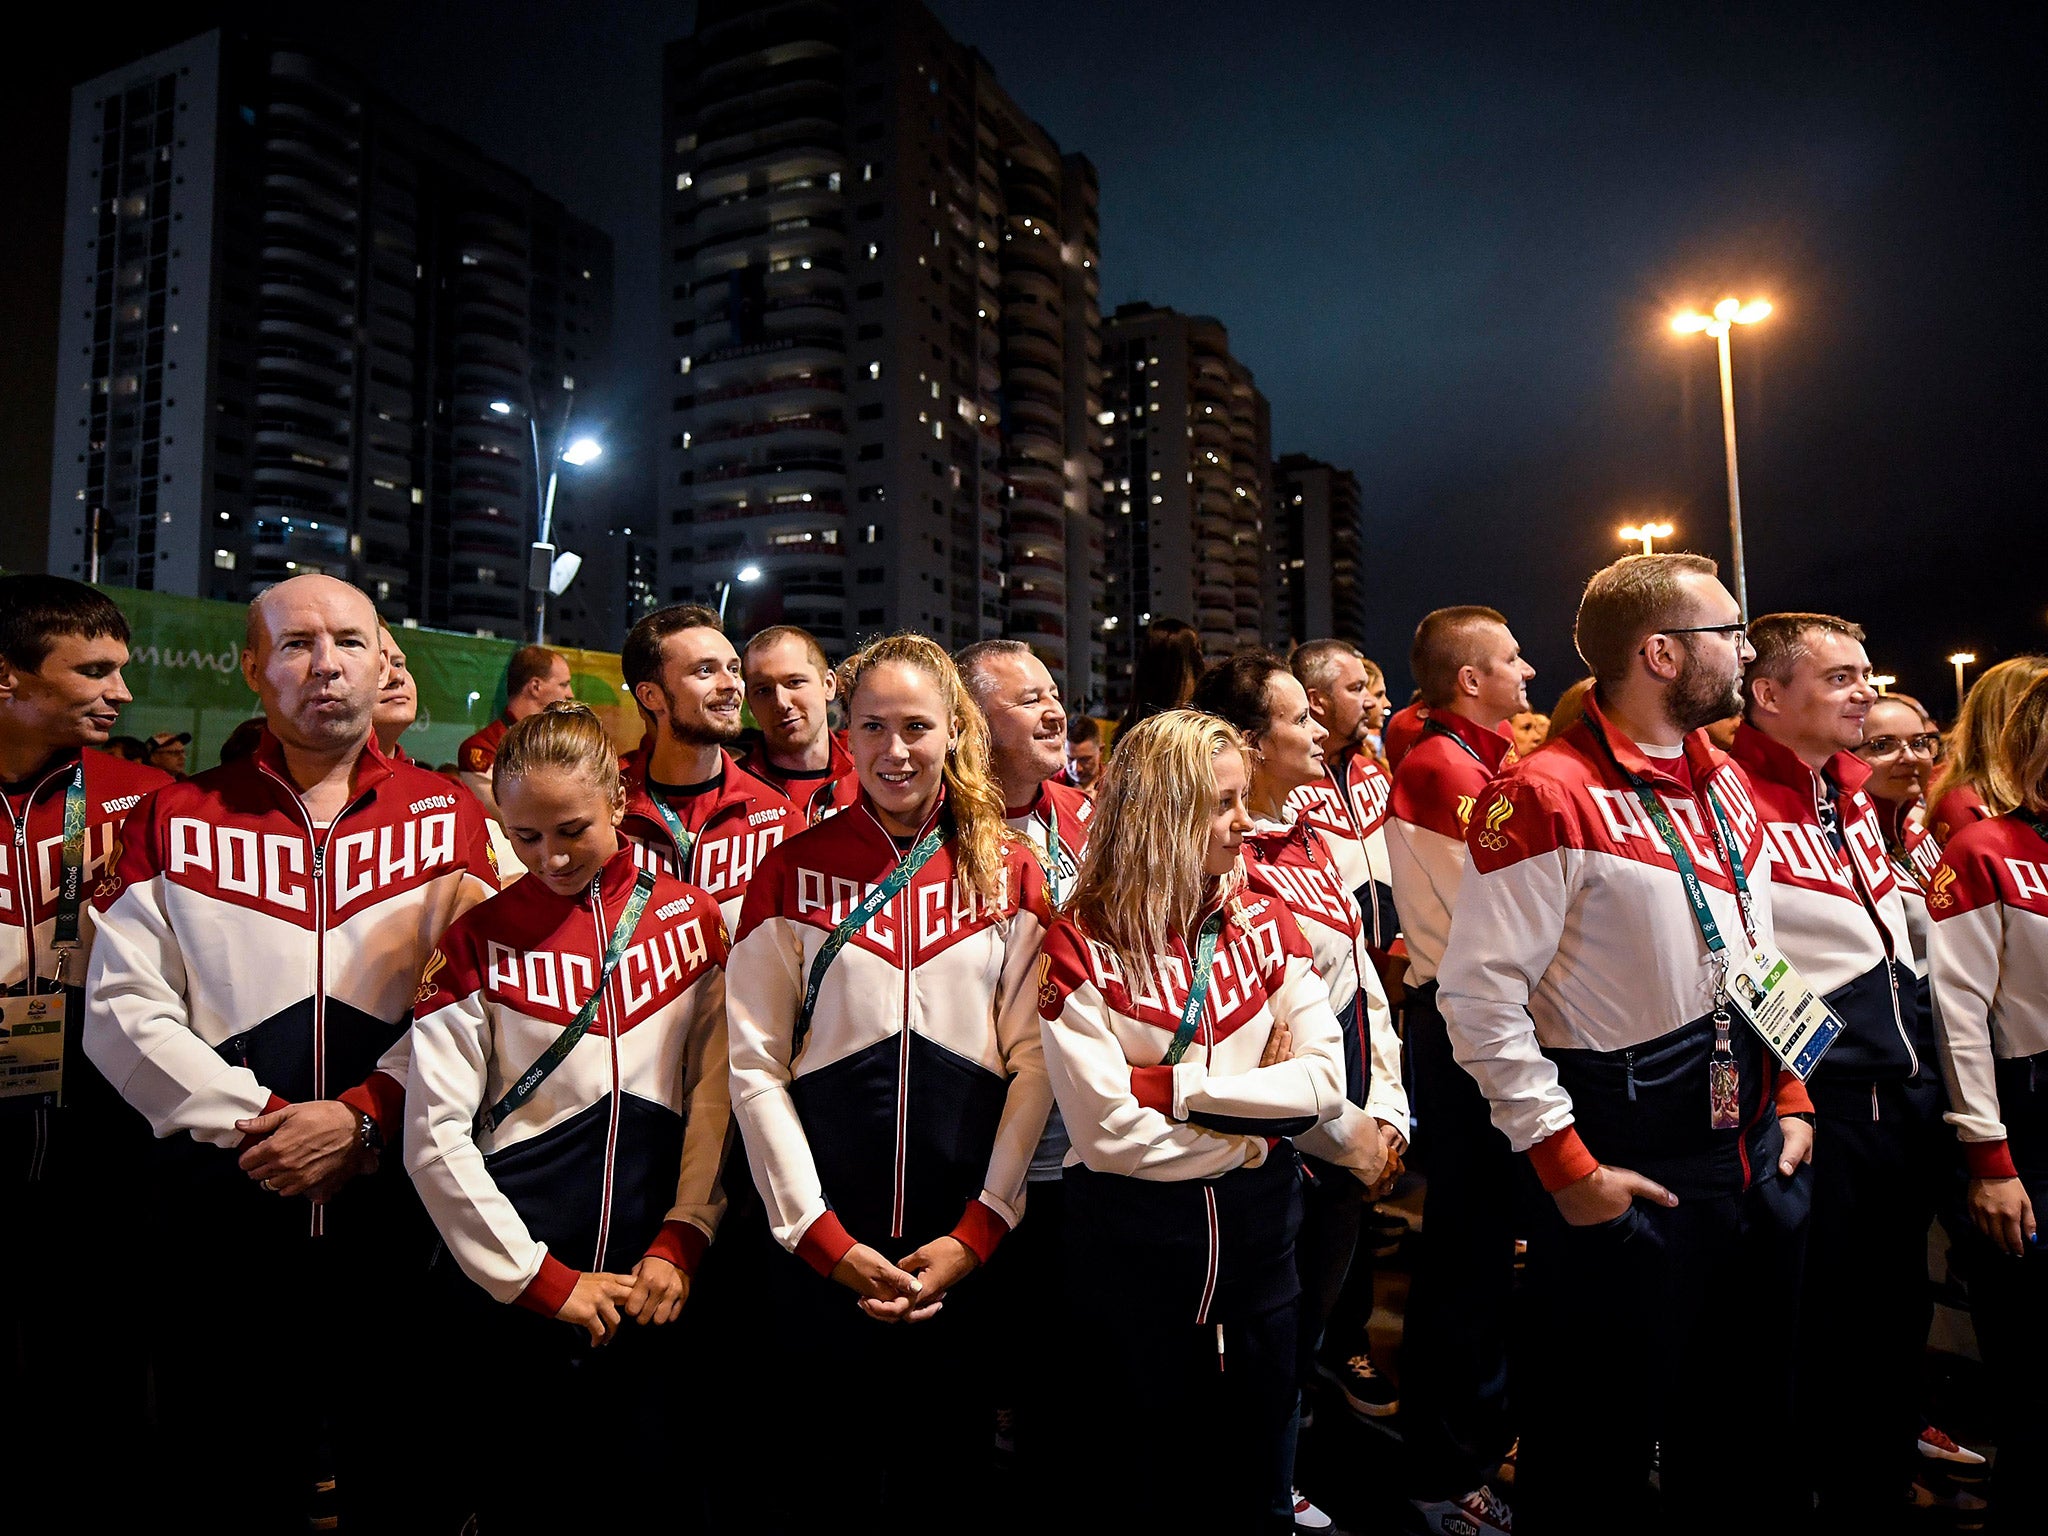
[1574,553,1720,688]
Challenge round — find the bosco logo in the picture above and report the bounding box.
[1927,866,1958,911]
[1477,794,1514,851]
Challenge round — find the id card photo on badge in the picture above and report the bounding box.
[1726,945,1845,1081]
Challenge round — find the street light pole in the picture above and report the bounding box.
[1949,652,1976,715]
[530,395,572,646]
[1674,298,1772,619]
[717,564,763,627]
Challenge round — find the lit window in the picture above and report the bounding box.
[213,549,235,570]
[932,421,943,440]
[864,524,879,543]
[410,487,423,504]
[563,376,575,391]
[862,163,874,182]
[675,172,693,190]
[681,431,692,449]
[1097,410,1115,425]
[828,171,841,191]
[1150,471,1162,481]
[679,356,692,374]
[867,242,880,260]
[868,361,882,380]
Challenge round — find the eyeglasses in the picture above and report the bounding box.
[1658,623,1750,639]
[1854,733,1945,761]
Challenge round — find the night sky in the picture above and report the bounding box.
[8,1,2043,709]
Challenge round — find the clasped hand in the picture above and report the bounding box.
[235,1101,371,1201]
[555,1256,689,1345]
[831,1235,978,1324]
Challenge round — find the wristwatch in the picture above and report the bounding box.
[356,1109,384,1157]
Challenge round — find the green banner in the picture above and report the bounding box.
[93,585,640,773]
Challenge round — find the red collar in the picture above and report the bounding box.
[1581,693,1719,792]
[1426,708,1514,770]
[1729,720,1871,800]
[251,727,392,807]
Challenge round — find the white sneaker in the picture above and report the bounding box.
[1916,1422,1987,1466]
[1291,1487,1334,1532]
[1412,1484,1513,1535]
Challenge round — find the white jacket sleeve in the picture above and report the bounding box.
[668,967,733,1244]
[1168,953,1346,1130]
[725,913,835,1254]
[1437,843,1583,1157]
[975,908,1054,1229]
[1298,955,1400,1184]
[404,990,554,1303]
[1386,818,1468,983]
[1930,902,2008,1148]
[1043,978,1268,1181]
[83,877,274,1146]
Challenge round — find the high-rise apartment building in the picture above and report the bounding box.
[1270,453,1366,648]
[46,29,623,646]
[661,0,1106,700]
[1098,302,1270,704]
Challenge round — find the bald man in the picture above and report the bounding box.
[86,575,500,1532]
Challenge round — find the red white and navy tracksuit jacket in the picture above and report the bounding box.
[3,747,171,1180]
[1436,697,1814,1200]
[1875,797,1944,981]
[1007,778,1096,1179]
[405,852,730,1314]
[1243,810,1404,1179]
[1729,724,1924,1089]
[1388,711,1514,987]
[726,799,1053,1275]
[742,732,861,825]
[84,733,499,1228]
[619,750,803,932]
[1037,891,1348,1322]
[1285,746,1399,955]
[1926,783,1990,847]
[1927,813,2048,1183]
[457,712,513,807]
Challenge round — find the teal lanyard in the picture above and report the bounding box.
[791,823,946,1057]
[649,793,698,882]
[1162,907,1228,1067]
[478,870,655,1134]
[54,764,87,949]
[1424,717,1490,769]
[1034,811,1075,904]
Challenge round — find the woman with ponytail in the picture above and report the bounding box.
[1038,709,1350,1535]
[403,703,732,1529]
[725,633,1054,1526]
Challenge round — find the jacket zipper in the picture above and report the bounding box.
[258,762,362,1240]
[1816,778,1918,1079]
[5,759,74,993]
[1624,1049,1637,1102]
[1195,956,1221,1326]
[590,884,622,1268]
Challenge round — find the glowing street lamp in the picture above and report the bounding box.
[1949,652,1977,714]
[1871,674,1896,695]
[717,563,763,626]
[1673,297,1772,618]
[1619,520,1675,555]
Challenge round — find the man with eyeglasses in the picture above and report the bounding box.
[1438,554,1814,1533]
[1731,613,1943,1525]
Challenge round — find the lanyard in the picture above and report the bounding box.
[1033,811,1075,903]
[792,823,946,1057]
[54,763,87,949]
[479,870,655,1134]
[649,793,699,881]
[1162,907,1229,1067]
[1424,717,1490,769]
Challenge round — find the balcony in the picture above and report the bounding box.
[258,350,354,394]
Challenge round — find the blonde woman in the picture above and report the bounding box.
[1039,710,1348,1535]
[403,704,730,1528]
[726,633,1053,1526]
[1925,655,2048,841]
[1929,671,2048,1525]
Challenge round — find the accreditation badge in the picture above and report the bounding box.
[1725,945,1845,1081]
[0,992,68,1110]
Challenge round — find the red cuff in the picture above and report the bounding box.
[235,1093,290,1151]
[1772,1071,1814,1120]
[644,1220,710,1277]
[514,1253,579,1317]
[1130,1064,1175,1116]
[1528,1126,1600,1193]
[339,1072,405,1141]
[948,1198,1012,1264]
[795,1210,858,1277]
[1965,1139,2020,1181]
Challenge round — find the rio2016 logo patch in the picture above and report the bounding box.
[1477,794,1515,852]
